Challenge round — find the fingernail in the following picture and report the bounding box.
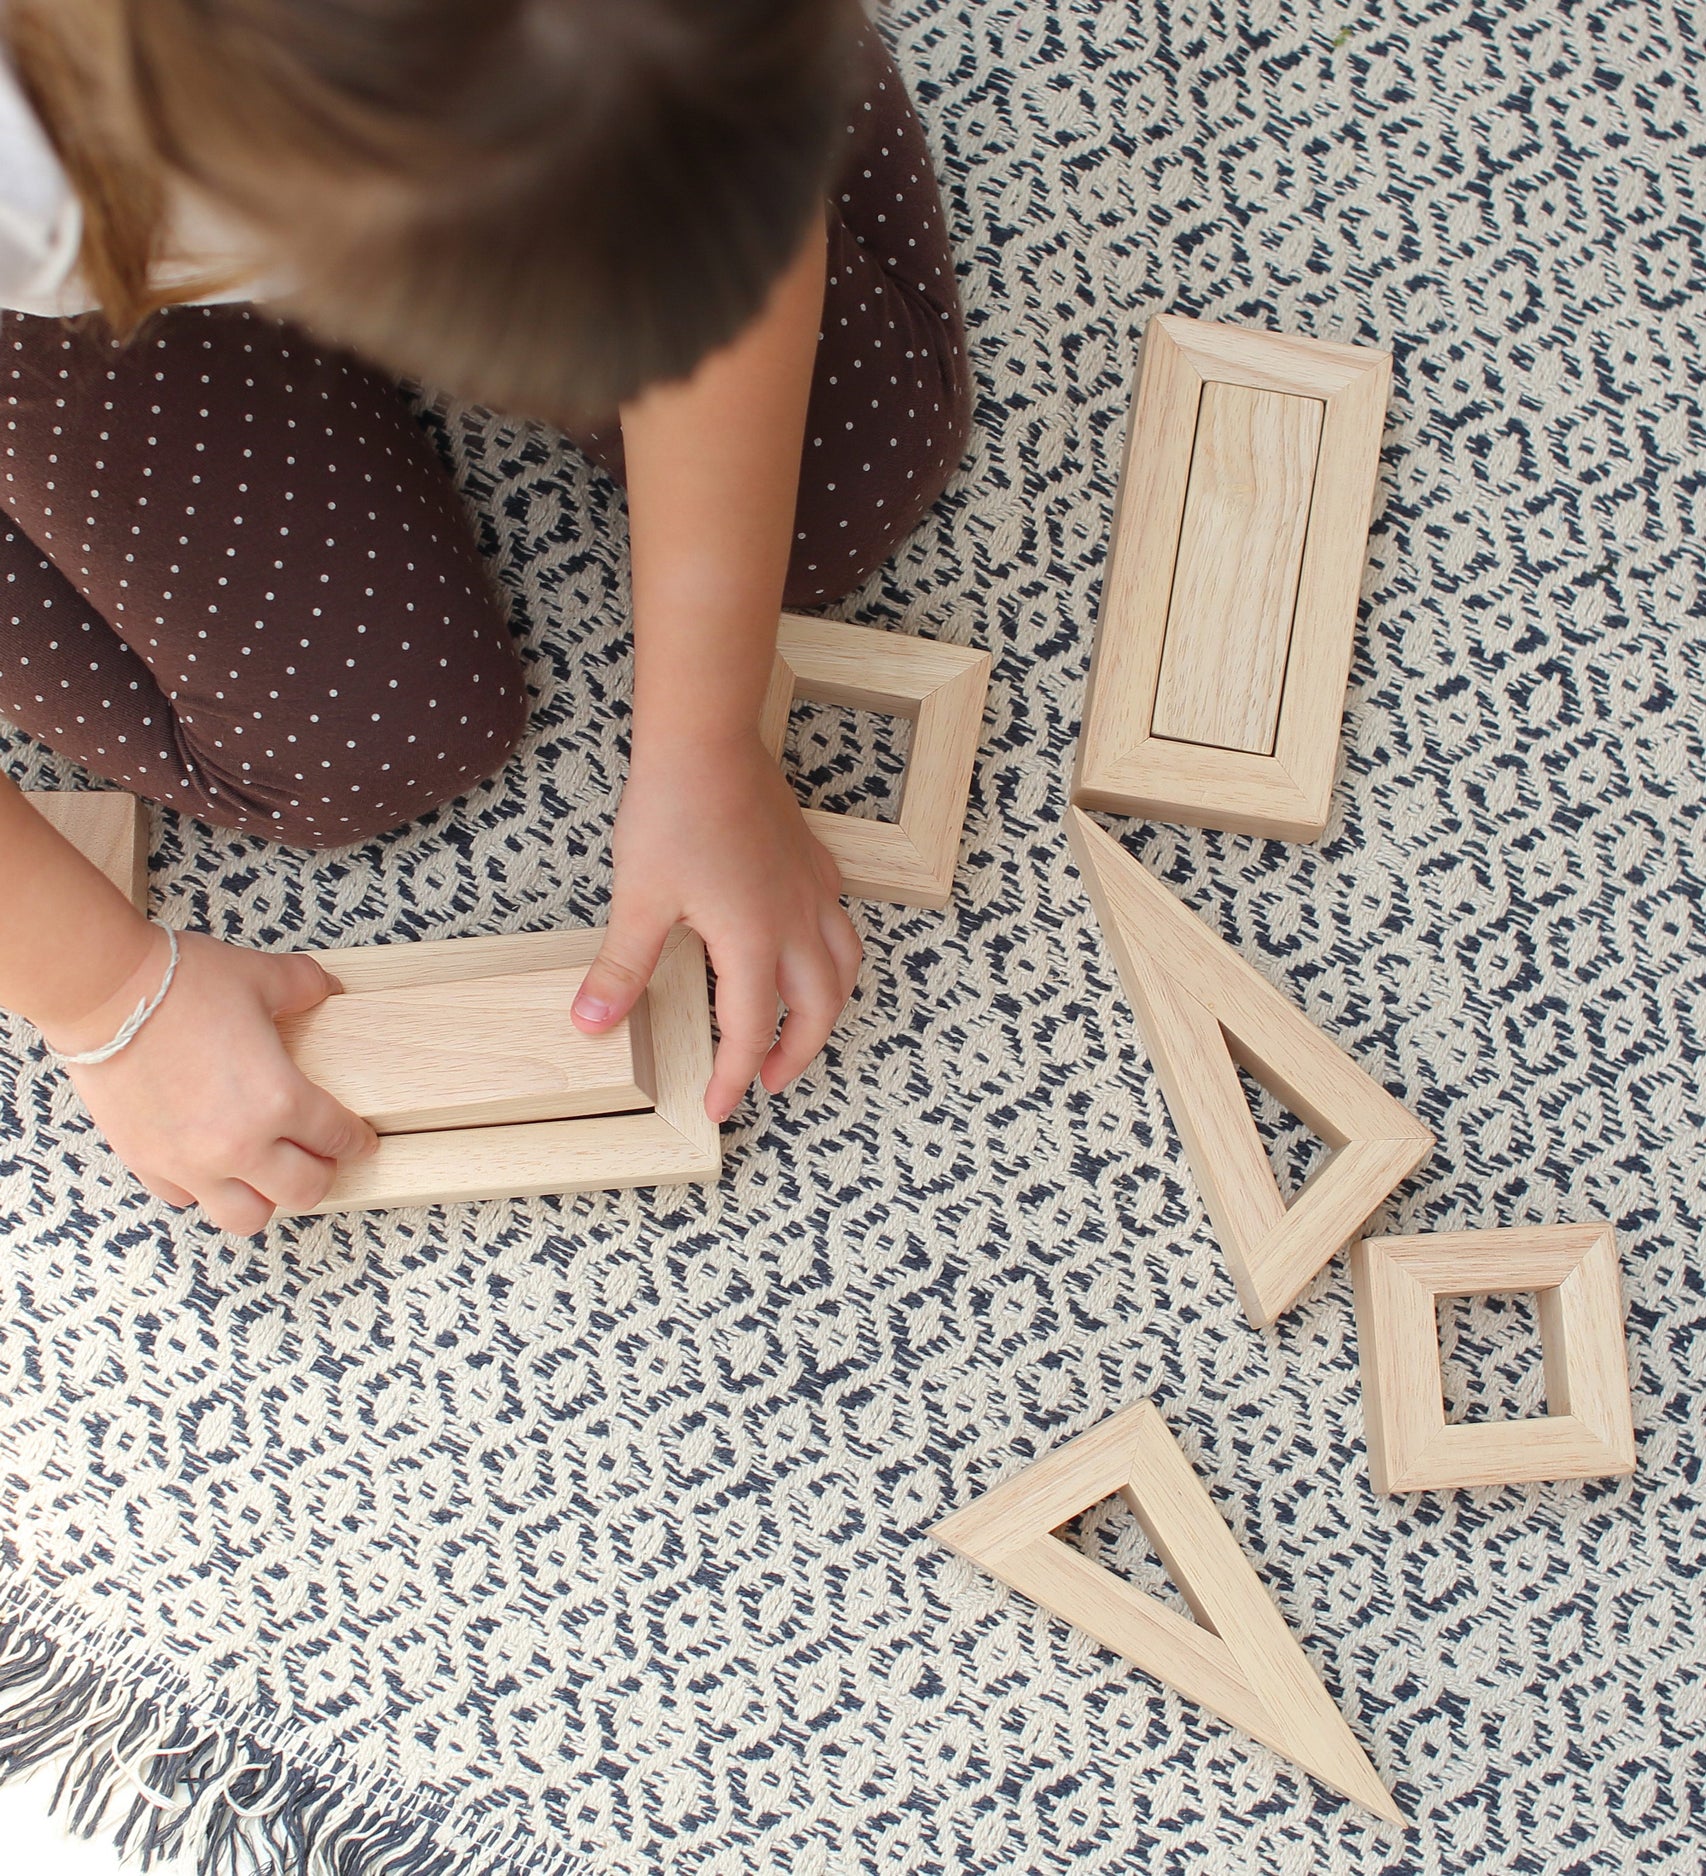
[574,996,614,1024]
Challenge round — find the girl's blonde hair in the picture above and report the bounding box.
[5,1,173,330]
[6,0,859,416]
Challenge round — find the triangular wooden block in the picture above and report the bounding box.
[1067,807,1432,1327]
[933,1401,1401,1822]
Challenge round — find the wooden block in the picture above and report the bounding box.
[1351,1222,1635,1493]
[1074,315,1391,841]
[932,1401,1401,1822]
[277,965,654,1135]
[26,790,149,912]
[1150,383,1323,754]
[762,614,990,908]
[1067,807,1432,1327]
[290,925,718,1214]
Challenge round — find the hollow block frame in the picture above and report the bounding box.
[295,925,719,1215]
[1074,315,1391,841]
[26,789,149,911]
[1068,807,1432,1327]
[1351,1223,1636,1493]
[27,791,717,1214]
[932,1401,1401,1822]
[760,614,990,908]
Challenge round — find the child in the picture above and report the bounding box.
[0,0,972,1232]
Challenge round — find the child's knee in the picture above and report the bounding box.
[178,636,530,849]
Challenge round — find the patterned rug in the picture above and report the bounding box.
[2,1,1703,1871]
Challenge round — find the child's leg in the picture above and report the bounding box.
[787,29,973,603]
[571,29,972,606]
[0,306,528,849]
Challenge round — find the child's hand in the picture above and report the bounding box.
[573,731,861,1121]
[48,931,379,1234]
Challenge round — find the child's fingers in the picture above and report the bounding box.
[137,1172,197,1210]
[762,945,847,1093]
[575,901,671,1031]
[247,1139,343,1217]
[285,1081,380,1166]
[818,904,862,999]
[196,1178,278,1238]
[706,947,781,1123]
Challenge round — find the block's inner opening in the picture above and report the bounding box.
[1237,1062,1330,1197]
[1056,1492,1209,1629]
[1437,1290,1548,1424]
[785,694,912,823]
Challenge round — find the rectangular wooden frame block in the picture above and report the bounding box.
[1351,1223,1636,1493]
[760,614,990,908]
[1074,315,1392,841]
[293,925,719,1215]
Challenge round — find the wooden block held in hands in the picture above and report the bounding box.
[277,964,655,1135]
[291,924,719,1215]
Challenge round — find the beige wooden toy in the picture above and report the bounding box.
[27,789,150,912]
[760,613,990,908]
[932,1401,1401,1822]
[289,925,718,1215]
[1351,1222,1636,1493]
[30,790,719,1215]
[1074,315,1391,841]
[1068,807,1431,1327]
[277,963,655,1135]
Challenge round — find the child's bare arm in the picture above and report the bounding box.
[573,211,862,1122]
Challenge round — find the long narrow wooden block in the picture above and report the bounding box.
[1075,315,1391,840]
[290,925,718,1214]
[1068,807,1432,1327]
[761,614,990,908]
[1150,383,1324,754]
[1351,1223,1636,1493]
[933,1402,1401,1822]
[26,790,149,912]
[277,965,654,1135]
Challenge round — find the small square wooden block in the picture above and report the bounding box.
[1351,1222,1636,1493]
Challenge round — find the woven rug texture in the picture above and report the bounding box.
[2,0,1704,1871]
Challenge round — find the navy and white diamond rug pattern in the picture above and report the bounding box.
[2,1,1703,1871]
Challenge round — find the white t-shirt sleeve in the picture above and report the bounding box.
[0,54,273,316]
[0,55,95,316]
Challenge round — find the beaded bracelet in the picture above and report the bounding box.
[54,924,182,1068]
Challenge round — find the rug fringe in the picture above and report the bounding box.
[0,1615,461,1876]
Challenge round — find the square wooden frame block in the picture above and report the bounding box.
[932,1401,1400,1821]
[760,613,990,908]
[1351,1223,1636,1493]
[295,925,719,1215]
[1074,315,1391,841]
